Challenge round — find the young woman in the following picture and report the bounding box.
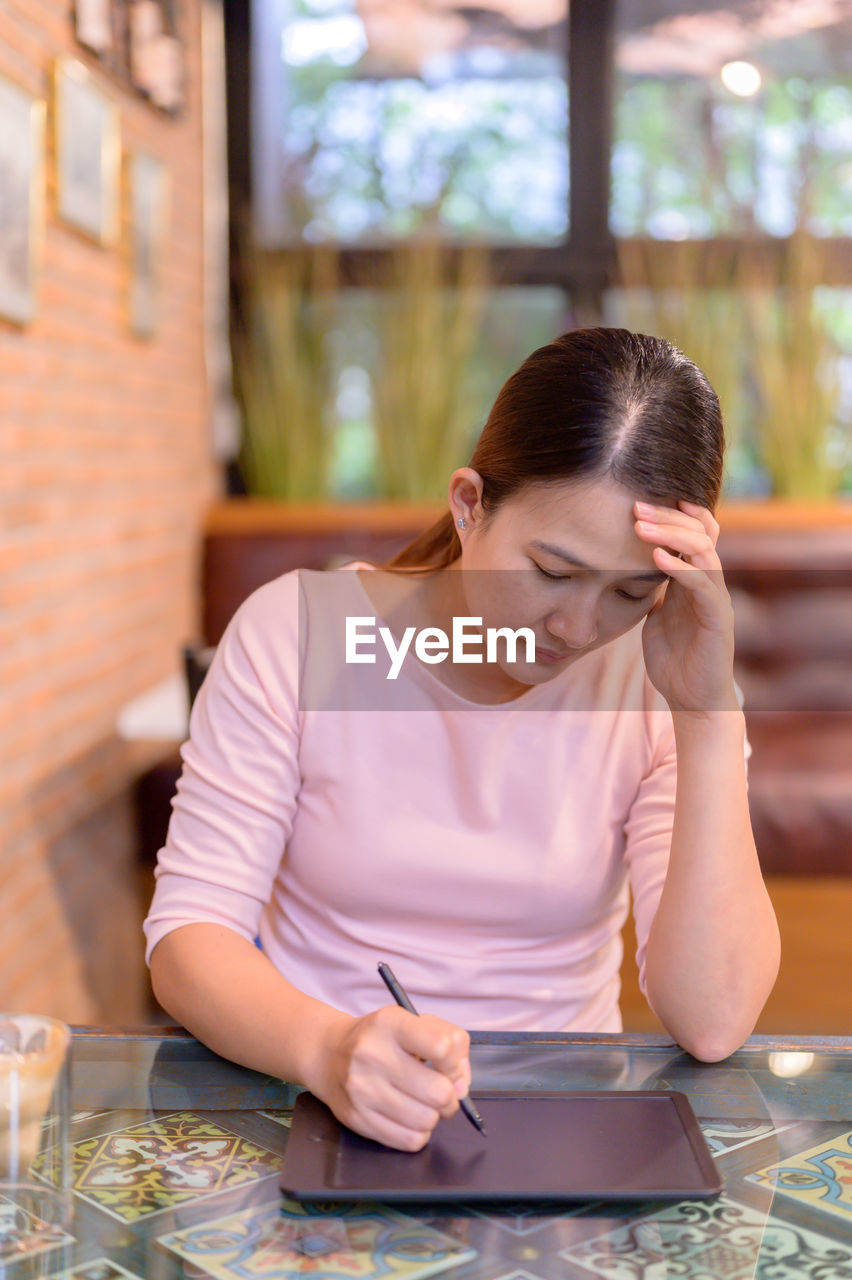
[146,328,780,1153]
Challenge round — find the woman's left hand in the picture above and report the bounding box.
[634,500,738,715]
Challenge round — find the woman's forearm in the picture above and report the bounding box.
[149,923,352,1091]
[149,922,472,1151]
[643,710,780,1061]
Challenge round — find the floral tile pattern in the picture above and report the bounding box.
[45,1260,142,1279]
[71,1110,282,1223]
[466,1204,600,1237]
[558,1197,852,1279]
[33,1038,852,1280]
[0,1191,75,1267]
[159,1196,477,1280]
[258,1109,294,1129]
[699,1118,797,1158]
[748,1129,852,1226]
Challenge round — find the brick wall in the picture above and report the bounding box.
[0,1,219,1022]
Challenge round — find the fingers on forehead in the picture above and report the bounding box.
[677,500,720,539]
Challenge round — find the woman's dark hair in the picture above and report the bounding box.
[388,326,724,571]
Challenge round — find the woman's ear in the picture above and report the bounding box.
[448,468,484,531]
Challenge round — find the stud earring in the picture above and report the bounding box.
[457,517,467,530]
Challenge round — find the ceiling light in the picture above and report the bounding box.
[720,60,762,96]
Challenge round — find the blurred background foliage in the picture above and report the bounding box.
[234,240,340,500]
[233,0,852,503]
[610,235,847,498]
[370,237,489,500]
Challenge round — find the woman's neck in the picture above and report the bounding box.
[357,563,534,705]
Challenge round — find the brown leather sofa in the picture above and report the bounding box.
[138,502,852,876]
[719,522,852,874]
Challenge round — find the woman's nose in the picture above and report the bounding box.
[545,605,598,650]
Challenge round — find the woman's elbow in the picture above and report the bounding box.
[669,992,773,1062]
[148,937,178,1015]
[677,1028,749,1063]
[148,929,201,1020]
[647,986,772,1064]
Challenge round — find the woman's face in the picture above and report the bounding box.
[449,472,670,694]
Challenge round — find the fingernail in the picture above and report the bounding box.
[454,1075,468,1099]
[635,502,655,514]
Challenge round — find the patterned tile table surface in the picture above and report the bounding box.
[2,1030,850,1280]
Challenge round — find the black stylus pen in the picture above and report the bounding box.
[377,961,487,1137]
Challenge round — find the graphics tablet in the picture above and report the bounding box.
[279,1090,722,1202]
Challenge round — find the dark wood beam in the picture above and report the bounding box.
[223,0,252,234]
[260,238,852,291]
[568,0,617,319]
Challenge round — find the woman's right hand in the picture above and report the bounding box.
[309,1005,471,1151]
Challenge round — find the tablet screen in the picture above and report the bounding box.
[280,1090,722,1202]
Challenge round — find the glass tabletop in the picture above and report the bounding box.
[8,1029,852,1278]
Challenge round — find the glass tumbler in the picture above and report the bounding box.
[0,1015,72,1259]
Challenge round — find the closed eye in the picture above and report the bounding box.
[616,589,652,603]
[534,563,651,602]
[533,563,569,581]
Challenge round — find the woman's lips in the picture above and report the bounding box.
[535,645,572,664]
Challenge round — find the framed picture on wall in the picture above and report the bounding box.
[128,150,168,337]
[54,57,120,245]
[72,1,185,115]
[128,0,185,113]
[74,0,113,56]
[0,75,45,325]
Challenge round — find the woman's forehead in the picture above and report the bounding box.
[497,479,663,572]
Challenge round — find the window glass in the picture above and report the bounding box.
[612,3,852,237]
[328,287,567,498]
[605,285,852,496]
[253,0,569,245]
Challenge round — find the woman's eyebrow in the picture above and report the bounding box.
[529,540,668,583]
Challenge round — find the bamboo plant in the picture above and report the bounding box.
[370,237,489,500]
[743,232,842,499]
[233,241,339,500]
[615,234,845,499]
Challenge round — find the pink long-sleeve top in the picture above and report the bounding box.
[144,566,703,1032]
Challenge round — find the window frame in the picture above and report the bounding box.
[223,0,852,318]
